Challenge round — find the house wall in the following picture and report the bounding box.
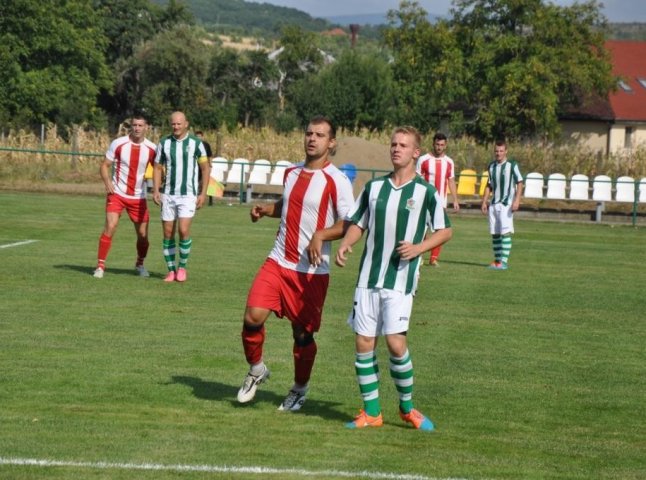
[608,123,646,154]
[560,120,609,153]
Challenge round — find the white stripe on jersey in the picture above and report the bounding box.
[268,162,354,274]
[105,136,157,199]
[416,153,455,208]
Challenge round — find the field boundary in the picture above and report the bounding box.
[0,456,469,480]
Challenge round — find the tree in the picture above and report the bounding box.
[382,1,468,134]
[290,51,394,132]
[0,0,112,129]
[449,0,614,141]
[117,25,211,126]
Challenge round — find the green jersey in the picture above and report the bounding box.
[155,134,208,196]
[348,174,451,294]
[486,159,523,206]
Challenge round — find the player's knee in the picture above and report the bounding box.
[293,330,314,347]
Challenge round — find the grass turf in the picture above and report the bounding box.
[0,191,644,480]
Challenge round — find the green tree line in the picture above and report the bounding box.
[0,0,616,142]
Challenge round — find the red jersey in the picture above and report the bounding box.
[106,135,157,199]
[416,153,455,208]
[268,162,354,274]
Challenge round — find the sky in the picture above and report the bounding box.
[248,0,646,23]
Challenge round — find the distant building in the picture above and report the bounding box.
[560,40,646,156]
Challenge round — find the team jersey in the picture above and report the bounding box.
[268,162,354,275]
[348,174,450,295]
[155,134,208,196]
[416,153,455,208]
[486,159,523,206]
[105,135,157,199]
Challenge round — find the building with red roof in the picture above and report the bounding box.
[560,40,646,155]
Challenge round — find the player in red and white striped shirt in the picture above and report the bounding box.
[237,116,354,412]
[416,132,460,266]
[93,115,157,278]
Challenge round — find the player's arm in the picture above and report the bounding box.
[308,219,351,266]
[481,183,491,214]
[196,157,210,209]
[335,223,364,267]
[512,180,524,212]
[99,158,114,194]
[448,177,460,212]
[152,163,164,206]
[250,198,282,223]
[397,227,453,261]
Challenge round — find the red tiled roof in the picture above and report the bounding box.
[606,40,646,121]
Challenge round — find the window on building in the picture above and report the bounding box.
[618,79,633,92]
[624,126,634,149]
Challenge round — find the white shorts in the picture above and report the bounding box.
[488,203,514,235]
[161,194,197,221]
[347,287,413,337]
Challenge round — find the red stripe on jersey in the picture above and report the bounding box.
[316,170,337,231]
[125,144,141,196]
[434,158,443,192]
[284,170,313,263]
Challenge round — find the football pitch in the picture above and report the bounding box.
[1,191,644,480]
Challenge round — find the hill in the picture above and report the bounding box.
[151,0,330,32]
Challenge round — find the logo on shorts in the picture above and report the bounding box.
[399,316,408,322]
[406,198,416,211]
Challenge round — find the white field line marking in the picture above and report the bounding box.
[0,457,471,480]
[0,240,38,249]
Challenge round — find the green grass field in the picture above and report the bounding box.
[1,192,644,480]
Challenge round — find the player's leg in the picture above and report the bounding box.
[160,195,178,281]
[383,290,434,431]
[499,206,515,268]
[176,217,193,281]
[94,196,122,277]
[238,260,280,403]
[346,288,383,428]
[277,270,328,411]
[429,245,442,266]
[128,198,150,277]
[488,205,503,267]
[174,197,197,282]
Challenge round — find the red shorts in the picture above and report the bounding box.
[247,258,329,333]
[106,194,149,223]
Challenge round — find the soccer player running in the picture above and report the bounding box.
[416,132,460,266]
[237,116,354,412]
[152,111,211,282]
[336,126,452,431]
[93,115,157,279]
[480,139,523,270]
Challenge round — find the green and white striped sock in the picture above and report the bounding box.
[501,235,512,264]
[390,349,414,414]
[355,351,380,417]
[492,235,503,262]
[179,238,192,268]
[163,239,176,272]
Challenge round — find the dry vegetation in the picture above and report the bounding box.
[1,125,646,194]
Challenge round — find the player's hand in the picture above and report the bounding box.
[104,182,115,195]
[250,204,265,222]
[453,202,460,213]
[396,240,421,261]
[153,191,161,206]
[481,202,488,214]
[196,194,206,209]
[307,232,323,267]
[335,244,352,267]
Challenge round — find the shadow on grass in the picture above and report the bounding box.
[170,375,347,422]
[55,263,166,279]
[425,259,489,267]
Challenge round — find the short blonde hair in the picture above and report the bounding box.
[391,126,422,148]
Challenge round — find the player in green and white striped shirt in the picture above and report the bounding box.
[480,140,523,270]
[153,111,211,282]
[335,126,452,431]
